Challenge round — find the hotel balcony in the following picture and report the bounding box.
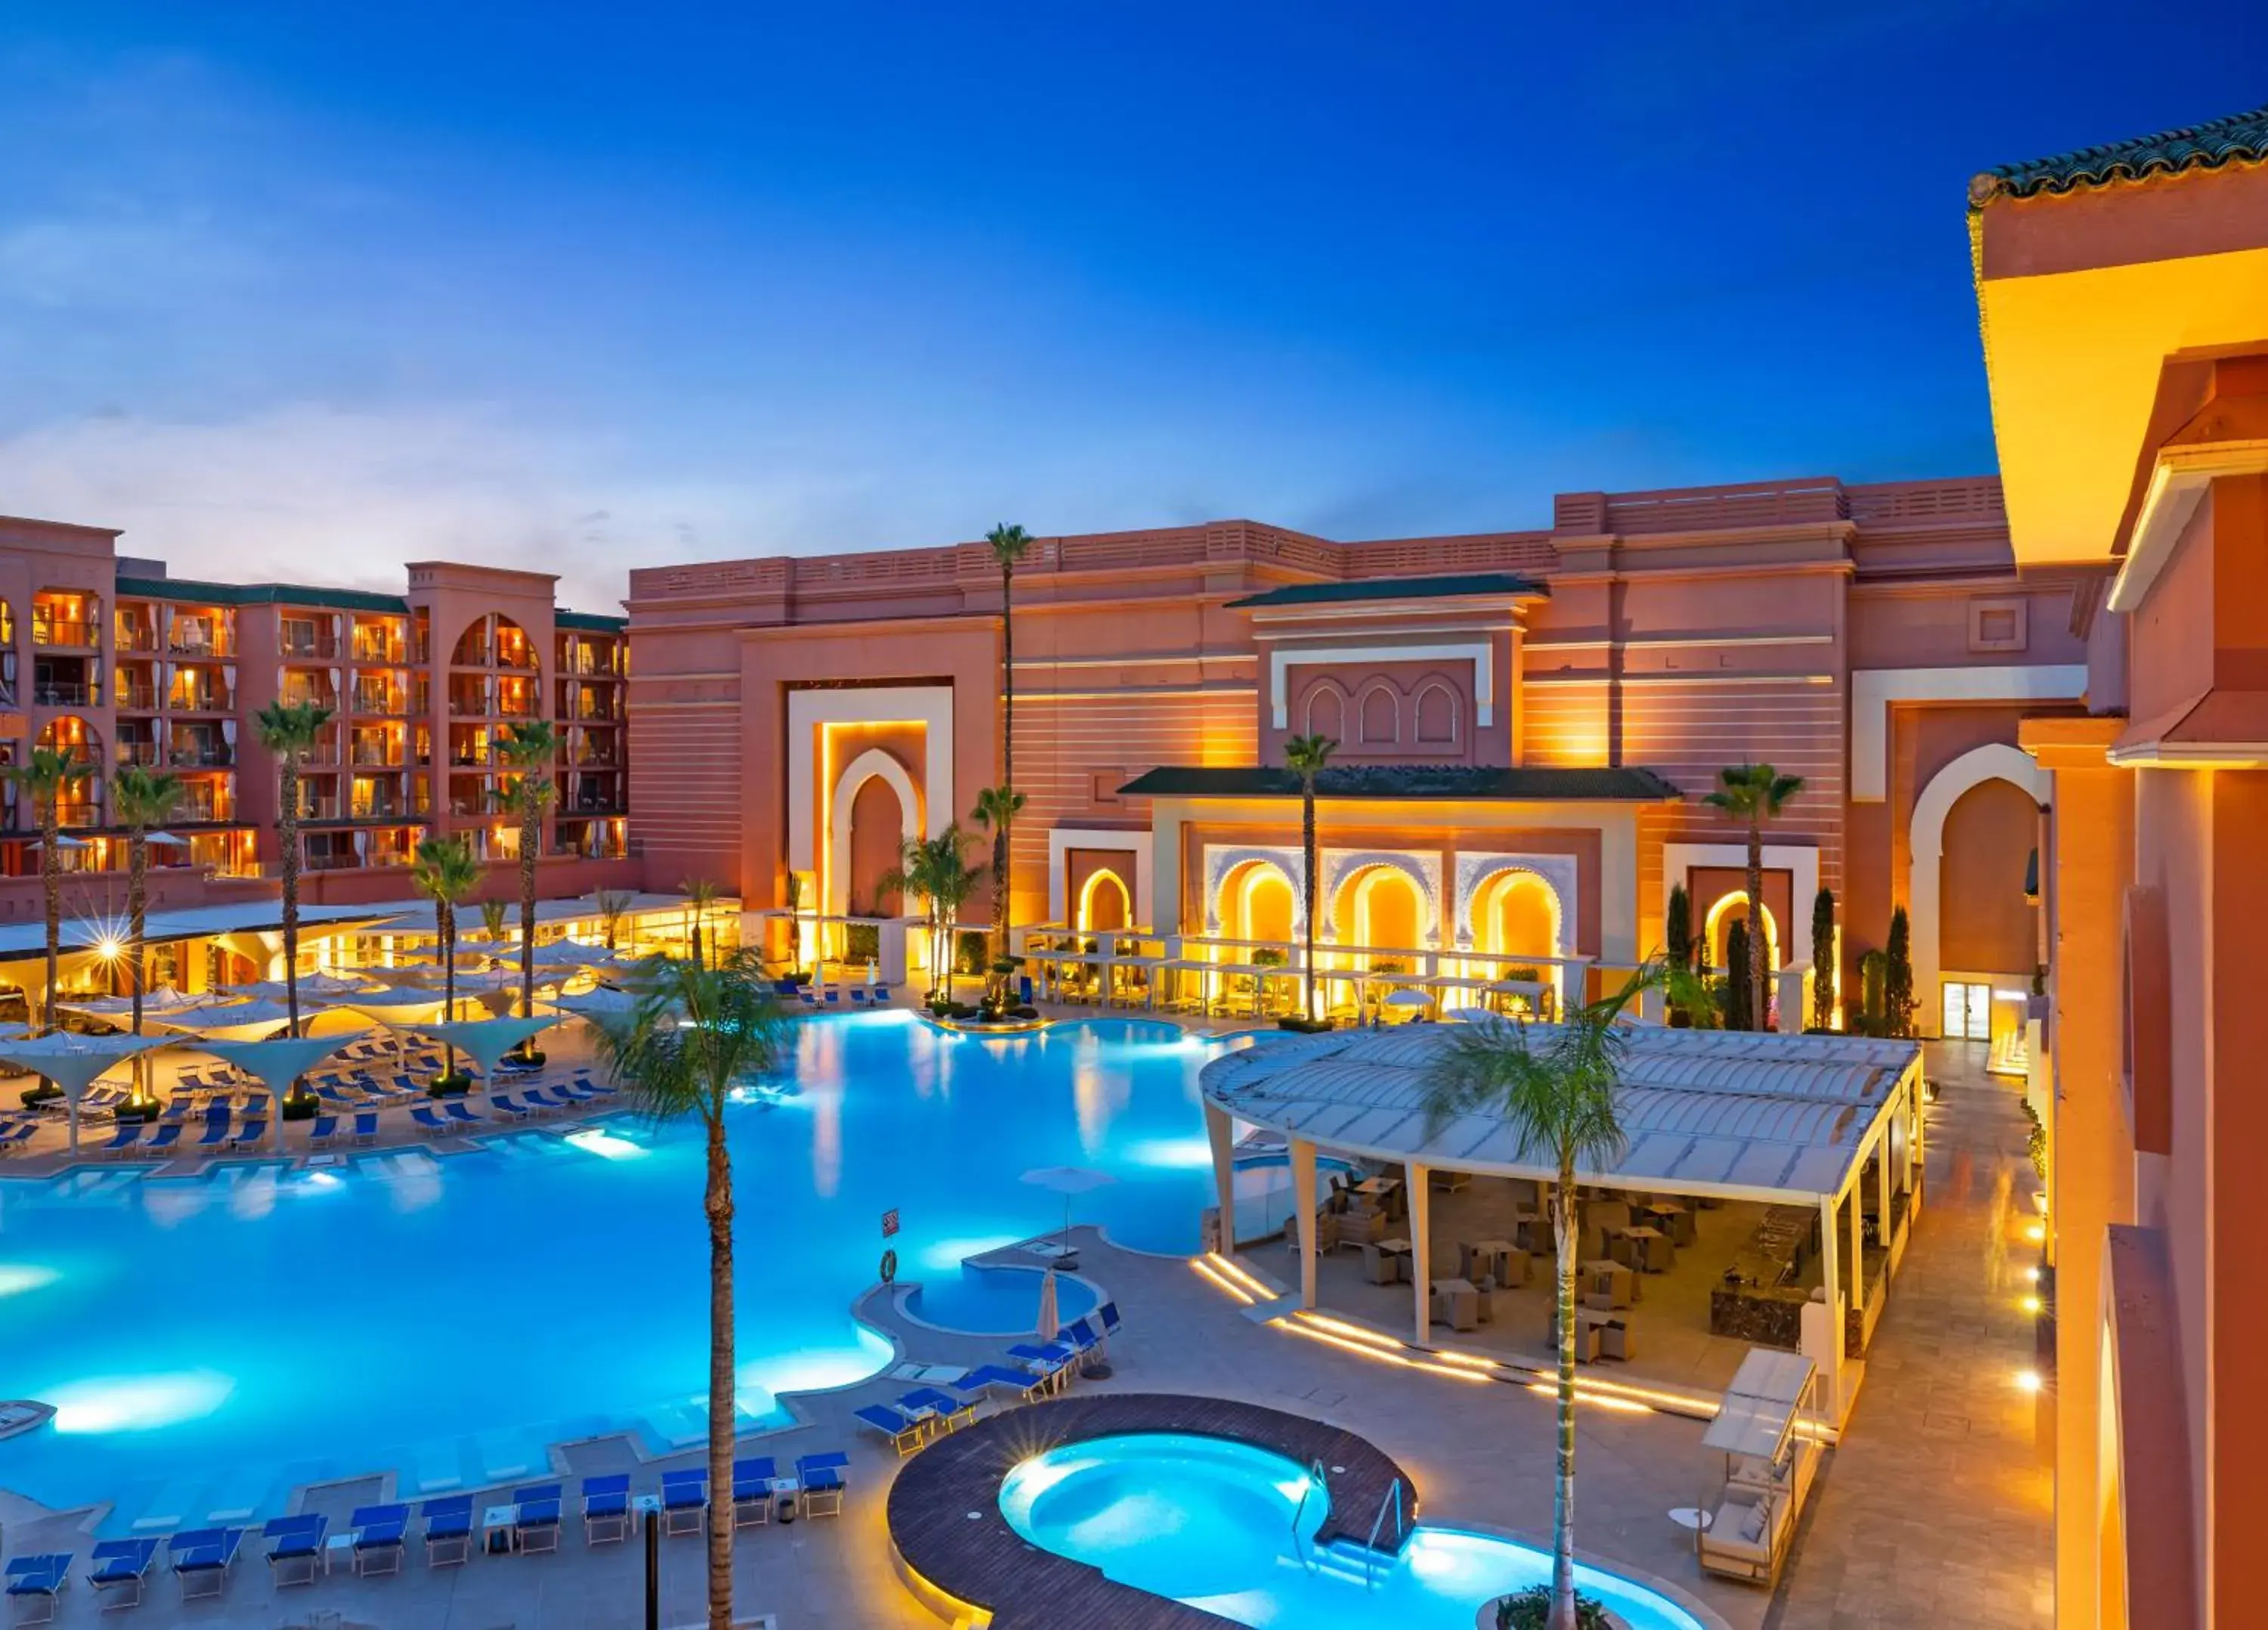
[166,685,235,714]
[113,621,159,653]
[31,679,97,708]
[279,686,339,713]
[352,683,410,715]
[168,744,234,769]
[115,741,159,767]
[166,625,235,658]
[32,618,99,651]
[115,680,157,712]
[280,633,339,662]
[178,788,237,823]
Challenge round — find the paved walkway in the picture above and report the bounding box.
[1765,1041,2053,1628]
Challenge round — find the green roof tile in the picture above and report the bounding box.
[1117,764,1681,801]
[1225,572,1548,609]
[1972,103,2268,203]
[115,576,411,614]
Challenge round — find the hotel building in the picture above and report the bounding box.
[1975,104,2268,1628]
[628,471,2083,1043]
[0,513,640,1001]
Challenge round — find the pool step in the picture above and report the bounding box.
[404,1439,465,1495]
[472,1432,538,1486]
[125,1475,202,1532]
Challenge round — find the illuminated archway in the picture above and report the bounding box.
[826,747,921,917]
[1077,868,1131,934]
[1333,863,1424,956]
[1222,859,1298,945]
[1704,891,1780,971]
[1471,867,1562,963]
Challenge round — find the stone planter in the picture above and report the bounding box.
[1478,1599,1631,1630]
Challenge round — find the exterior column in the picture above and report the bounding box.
[1408,1159,1432,1343]
[1204,1100,1238,1259]
[1290,1138,1319,1308]
[1877,1136,1894,1252]
[1811,1192,1844,1415]
[1848,1179,1867,1313]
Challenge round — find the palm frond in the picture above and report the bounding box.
[595,949,795,1126]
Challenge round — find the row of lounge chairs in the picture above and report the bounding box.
[789,983,897,1012]
[854,1303,1123,1455]
[2,1455,854,1619]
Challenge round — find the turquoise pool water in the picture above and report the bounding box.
[999,1433,1707,1630]
[0,1015,1291,1531]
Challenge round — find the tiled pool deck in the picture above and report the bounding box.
[0,1033,2048,1628]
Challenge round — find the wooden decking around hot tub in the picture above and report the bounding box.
[884,1391,1420,1629]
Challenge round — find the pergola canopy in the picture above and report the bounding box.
[1201,1024,1923,1205]
[414,1017,550,1077]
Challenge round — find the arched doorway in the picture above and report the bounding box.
[1705,892,1780,971]
[1222,859,1297,946]
[1077,869,1130,934]
[1333,863,1424,959]
[828,747,921,917]
[846,775,906,916]
[1910,742,2050,1039]
[1471,868,1561,964]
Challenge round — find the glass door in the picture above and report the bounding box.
[1941,981,1991,1040]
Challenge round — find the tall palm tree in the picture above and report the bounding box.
[112,765,184,1056]
[497,720,558,1044]
[411,835,482,1086]
[1418,968,1659,1630]
[1283,734,1337,1024]
[595,888,634,952]
[877,825,984,1003]
[255,699,336,1037]
[970,783,1026,1001]
[986,523,1032,971]
[1703,762,1805,1030]
[680,878,720,968]
[5,745,94,1030]
[594,950,793,1630]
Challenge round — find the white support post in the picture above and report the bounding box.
[1291,1138,1319,1308]
[1808,1192,1845,1414]
[1848,1180,1866,1313]
[1876,1137,1893,1249]
[1408,1159,1432,1344]
[1204,1101,1238,1260]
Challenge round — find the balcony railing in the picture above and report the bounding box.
[167,634,234,658]
[116,683,157,711]
[33,681,95,707]
[451,643,492,668]
[351,798,410,820]
[180,795,235,823]
[351,747,406,768]
[494,645,539,671]
[352,686,408,714]
[280,635,339,661]
[33,618,98,649]
[168,745,234,768]
[168,689,233,714]
[115,624,159,652]
[116,742,159,767]
[297,796,340,820]
[280,691,339,712]
[448,697,490,717]
[303,850,363,872]
[566,699,618,721]
[496,698,540,718]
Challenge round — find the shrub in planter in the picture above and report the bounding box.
[1495,1585,1613,1630]
[428,1074,474,1096]
[20,1082,60,1111]
[280,1092,320,1123]
[1277,1015,1334,1033]
[844,922,880,964]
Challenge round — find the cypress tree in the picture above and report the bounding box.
[1810,887,1836,1030]
[1885,906,1916,1038]
[1665,883,1694,971]
[1725,918,1754,1032]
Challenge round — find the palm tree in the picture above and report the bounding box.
[781,870,804,978]
[680,879,720,968]
[5,745,94,1030]
[970,783,1026,1003]
[1283,734,1337,1024]
[411,836,482,1086]
[986,520,1032,789]
[1702,762,1804,1030]
[255,699,336,1037]
[877,826,984,1003]
[112,765,184,1066]
[1418,968,1659,1630]
[593,949,793,1630]
[596,888,634,952]
[497,720,558,1045]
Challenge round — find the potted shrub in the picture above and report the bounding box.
[19,1082,60,1111]
[1487,1585,1625,1630]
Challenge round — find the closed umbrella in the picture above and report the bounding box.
[1036,1268,1061,1345]
[1021,1164,1117,1260]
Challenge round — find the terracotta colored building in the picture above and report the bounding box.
[1975,103,2268,1630]
[627,473,2086,1037]
[0,516,637,925]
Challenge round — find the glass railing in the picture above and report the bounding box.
[33,681,96,706]
[280,637,339,661]
[33,618,98,648]
[168,689,234,713]
[168,745,234,768]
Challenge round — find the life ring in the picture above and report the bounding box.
[879,1249,898,1286]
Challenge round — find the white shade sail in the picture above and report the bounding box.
[528,941,621,970]
[550,987,637,1021]
[149,998,299,1040]
[57,984,214,1019]
[414,1016,551,1078]
[194,1034,364,1152]
[0,1031,175,1154]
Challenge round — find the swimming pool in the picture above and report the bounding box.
[0,1015,1287,1530]
[999,1433,1707,1630]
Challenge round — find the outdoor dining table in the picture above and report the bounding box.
[1461,1238,1517,1285]
[1377,1236,1414,1278]
[1625,1224,1675,1272]
[479,1504,520,1556]
[1430,1276,1481,1331]
[1582,1258,1639,1308]
[1644,1201,1696,1247]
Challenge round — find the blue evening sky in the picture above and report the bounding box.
[0,5,2259,606]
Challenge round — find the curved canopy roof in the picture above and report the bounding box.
[1201,1024,1922,1204]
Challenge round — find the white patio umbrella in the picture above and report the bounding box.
[0,1031,172,1154]
[193,1033,364,1152]
[1021,1164,1117,1257]
[1383,988,1432,1012]
[1036,1268,1061,1345]
[149,998,299,1042]
[414,1016,552,1081]
[529,941,620,971]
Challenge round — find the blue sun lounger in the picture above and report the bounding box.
[581,1474,631,1545]
[95,1121,144,1157]
[792,1452,847,1518]
[953,1363,1050,1405]
[308,1114,339,1148]
[421,1496,474,1566]
[731,1457,778,1528]
[352,1111,380,1145]
[144,1120,183,1155]
[486,1093,531,1120]
[231,1117,268,1147]
[440,1100,484,1126]
[5,1554,70,1624]
[194,1107,234,1148]
[510,1483,562,1554]
[1007,1340,1077,1391]
[899,1386,978,1434]
[519,1086,566,1111]
[168,1526,243,1601]
[262,1513,328,1586]
[348,1503,408,1576]
[408,1105,449,1135]
[88,1537,158,1609]
[0,1121,36,1157]
[854,1402,928,1456]
[661,1468,708,1536]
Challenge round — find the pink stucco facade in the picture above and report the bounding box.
[627,472,2086,1026]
